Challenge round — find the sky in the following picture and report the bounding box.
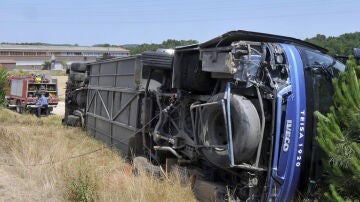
[0,0,359,46]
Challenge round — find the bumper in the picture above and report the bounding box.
[26,104,58,109]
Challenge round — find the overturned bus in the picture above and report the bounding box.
[63,30,345,201]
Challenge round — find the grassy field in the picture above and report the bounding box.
[0,109,196,201]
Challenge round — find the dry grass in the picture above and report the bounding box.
[0,108,196,202]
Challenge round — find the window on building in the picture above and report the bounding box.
[0,51,9,56]
[10,51,22,56]
[24,52,37,56]
[37,52,46,56]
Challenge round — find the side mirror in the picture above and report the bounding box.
[333,54,348,64]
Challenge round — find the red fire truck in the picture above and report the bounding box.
[7,74,59,114]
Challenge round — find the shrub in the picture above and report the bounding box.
[66,168,98,202]
[315,56,360,201]
[0,67,8,107]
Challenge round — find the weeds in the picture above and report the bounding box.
[66,167,98,202]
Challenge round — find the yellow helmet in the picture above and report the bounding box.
[35,77,42,83]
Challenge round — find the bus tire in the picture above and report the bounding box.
[70,63,87,72]
[200,93,261,166]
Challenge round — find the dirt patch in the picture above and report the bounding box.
[53,76,67,101]
[52,101,65,116]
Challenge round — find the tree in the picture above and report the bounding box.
[42,61,51,70]
[0,66,8,107]
[60,61,67,68]
[315,56,360,201]
[93,43,111,47]
[305,32,360,56]
[127,39,198,55]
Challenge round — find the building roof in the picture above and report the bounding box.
[0,44,129,53]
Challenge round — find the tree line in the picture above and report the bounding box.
[94,32,360,57]
[3,31,360,57]
[305,32,360,56]
[122,39,198,55]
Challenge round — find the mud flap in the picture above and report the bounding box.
[192,178,227,202]
[66,115,81,126]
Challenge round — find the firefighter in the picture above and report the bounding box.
[36,94,49,117]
